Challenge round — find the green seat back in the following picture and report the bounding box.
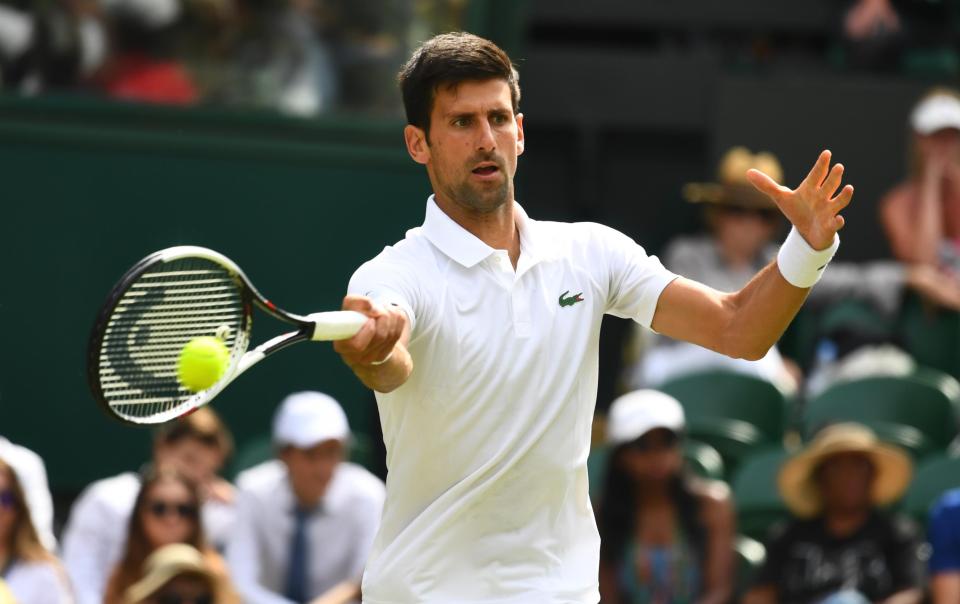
[803,372,960,458]
[902,454,960,525]
[659,371,788,471]
[731,446,791,542]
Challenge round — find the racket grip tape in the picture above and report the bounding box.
[307,311,369,341]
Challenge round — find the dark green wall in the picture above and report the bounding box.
[0,98,430,491]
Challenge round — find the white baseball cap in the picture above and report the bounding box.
[272,392,350,449]
[606,389,685,446]
[911,93,960,134]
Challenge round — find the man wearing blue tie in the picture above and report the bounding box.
[227,392,386,604]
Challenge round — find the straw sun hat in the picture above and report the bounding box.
[125,544,217,604]
[778,423,913,518]
[682,146,783,210]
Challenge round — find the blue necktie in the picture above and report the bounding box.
[285,506,311,603]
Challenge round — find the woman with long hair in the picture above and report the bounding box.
[103,465,235,604]
[0,457,73,603]
[881,87,960,268]
[598,391,734,604]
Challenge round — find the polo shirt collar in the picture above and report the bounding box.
[421,195,557,268]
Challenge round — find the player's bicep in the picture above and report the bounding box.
[650,277,734,353]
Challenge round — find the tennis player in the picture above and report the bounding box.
[334,32,852,604]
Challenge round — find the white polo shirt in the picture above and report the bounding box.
[349,197,677,604]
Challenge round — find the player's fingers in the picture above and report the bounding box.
[334,319,376,355]
[341,295,386,318]
[801,149,832,189]
[830,185,854,211]
[820,163,844,198]
[746,169,788,201]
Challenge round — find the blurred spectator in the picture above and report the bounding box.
[625,146,960,393]
[598,390,734,604]
[881,88,960,272]
[743,423,922,604]
[103,466,235,604]
[95,0,198,104]
[0,456,73,604]
[928,487,960,604]
[227,391,384,604]
[0,436,55,552]
[125,543,230,604]
[62,408,235,604]
[207,0,337,116]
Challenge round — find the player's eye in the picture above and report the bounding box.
[452,117,470,128]
[491,114,509,125]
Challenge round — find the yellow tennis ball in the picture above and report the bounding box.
[177,337,230,392]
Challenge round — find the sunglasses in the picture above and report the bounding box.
[628,430,681,452]
[0,490,15,509]
[146,500,198,520]
[156,593,213,604]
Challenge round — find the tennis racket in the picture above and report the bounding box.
[87,246,367,425]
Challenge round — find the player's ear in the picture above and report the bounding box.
[515,113,525,156]
[404,124,430,165]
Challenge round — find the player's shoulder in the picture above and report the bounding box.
[235,459,286,495]
[353,227,434,275]
[531,218,637,257]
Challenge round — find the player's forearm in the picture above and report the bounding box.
[350,343,413,393]
[720,260,810,361]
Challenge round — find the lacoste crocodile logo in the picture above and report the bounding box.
[559,291,584,307]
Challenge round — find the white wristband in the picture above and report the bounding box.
[776,226,840,288]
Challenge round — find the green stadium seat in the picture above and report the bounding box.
[659,371,789,472]
[734,534,767,599]
[902,454,960,526]
[731,446,791,542]
[802,371,960,459]
[587,439,726,502]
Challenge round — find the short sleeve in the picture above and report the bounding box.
[595,224,678,328]
[348,250,422,335]
[929,491,960,574]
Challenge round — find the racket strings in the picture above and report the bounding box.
[97,257,248,421]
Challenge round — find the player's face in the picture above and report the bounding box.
[406,78,525,214]
[141,478,198,548]
[281,439,344,508]
[816,452,875,513]
[618,429,683,483]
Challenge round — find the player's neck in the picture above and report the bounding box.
[434,194,521,267]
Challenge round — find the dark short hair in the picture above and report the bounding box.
[154,407,234,460]
[398,32,520,137]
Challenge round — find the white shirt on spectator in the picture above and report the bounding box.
[0,437,56,552]
[61,471,236,604]
[347,197,677,603]
[226,459,385,604]
[4,559,73,604]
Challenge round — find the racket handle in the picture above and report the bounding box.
[307,311,369,341]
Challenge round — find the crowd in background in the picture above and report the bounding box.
[2,1,960,602]
[0,0,468,116]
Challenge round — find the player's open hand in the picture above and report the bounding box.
[333,295,407,368]
[746,149,854,250]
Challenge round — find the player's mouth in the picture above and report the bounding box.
[471,162,501,180]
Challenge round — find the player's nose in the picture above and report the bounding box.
[475,120,496,151]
